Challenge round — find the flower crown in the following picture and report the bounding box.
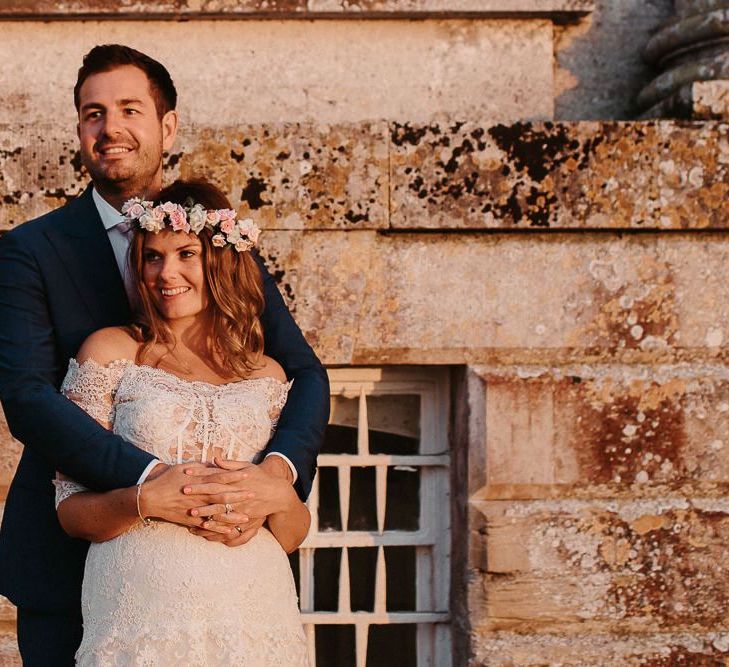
[121,197,261,253]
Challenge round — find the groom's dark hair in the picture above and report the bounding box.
[74,44,177,120]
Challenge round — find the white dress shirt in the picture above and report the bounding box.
[91,188,297,484]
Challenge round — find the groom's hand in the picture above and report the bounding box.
[139,462,228,529]
[182,456,296,543]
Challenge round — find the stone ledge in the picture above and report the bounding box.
[471,632,729,665]
[3,121,728,232]
[0,0,594,21]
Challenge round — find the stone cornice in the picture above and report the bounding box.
[0,0,594,23]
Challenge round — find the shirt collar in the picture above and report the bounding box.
[92,187,125,231]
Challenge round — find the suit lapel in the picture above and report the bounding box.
[44,186,131,328]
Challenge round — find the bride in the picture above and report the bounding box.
[52,179,310,665]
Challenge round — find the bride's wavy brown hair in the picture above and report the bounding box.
[127,179,265,377]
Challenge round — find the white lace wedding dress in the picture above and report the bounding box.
[54,358,309,666]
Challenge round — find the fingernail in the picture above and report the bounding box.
[183,487,191,494]
[191,509,198,516]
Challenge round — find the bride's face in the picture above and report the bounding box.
[142,230,208,325]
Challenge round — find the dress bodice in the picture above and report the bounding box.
[61,358,291,465]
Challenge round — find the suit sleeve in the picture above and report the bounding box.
[255,253,329,500]
[0,232,154,491]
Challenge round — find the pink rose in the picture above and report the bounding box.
[211,234,227,247]
[235,239,253,252]
[219,218,235,234]
[205,210,220,227]
[126,202,146,219]
[162,202,177,214]
[169,207,189,233]
[218,209,236,222]
[152,206,166,222]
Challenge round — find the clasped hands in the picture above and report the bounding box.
[139,456,296,547]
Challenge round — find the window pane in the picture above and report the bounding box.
[316,625,355,667]
[349,547,377,612]
[385,546,416,611]
[314,548,341,611]
[348,467,377,531]
[368,394,420,455]
[366,624,417,667]
[317,467,342,531]
[385,466,420,531]
[322,424,357,454]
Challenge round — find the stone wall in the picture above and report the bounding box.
[2,2,729,665]
[3,119,729,664]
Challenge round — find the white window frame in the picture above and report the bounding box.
[298,367,451,667]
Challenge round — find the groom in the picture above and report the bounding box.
[0,44,329,664]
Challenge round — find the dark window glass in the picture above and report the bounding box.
[385,546,416,611]
[349,547,377,612]
[366,624,417,667]
[317,466,342,531]
[316,625,355,667]
[385,466,420,531]
[348,467,377,531]
[314,548,341,611]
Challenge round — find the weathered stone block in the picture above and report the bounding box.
[0,20,554,125]
[0,124,389,232]
[390,121,729,229]
[471,498,729,632]
[471,632,729,666]
[256,231,729,364]
[469,365,729,499]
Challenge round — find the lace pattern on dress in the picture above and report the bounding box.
[61,358,132,426]
[52,478,88,508]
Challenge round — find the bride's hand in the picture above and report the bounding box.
[139,462,228,529]
[183,457,297,521]
[188,516,265,546]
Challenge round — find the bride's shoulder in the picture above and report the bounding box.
[254,355,287,383]
[76,327,138,366]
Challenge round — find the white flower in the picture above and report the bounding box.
[188,204,206,233]
[235,239,254,252]
[238,217,261,245]
[138,212,163,233]
[211,234,226,247]
[226,227,241,244]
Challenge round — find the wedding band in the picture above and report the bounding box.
[224,503,234,514]
[234,526,243,535]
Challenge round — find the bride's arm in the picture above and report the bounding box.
[55,328,215,542]
[56,477,141,542]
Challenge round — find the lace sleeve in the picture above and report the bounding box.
[52,475,88,508]
[268,379,294,432]
[61,358,131,428]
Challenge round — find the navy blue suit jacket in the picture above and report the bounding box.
[0,186,329,612]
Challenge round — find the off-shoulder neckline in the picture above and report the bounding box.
[68,357,291,390]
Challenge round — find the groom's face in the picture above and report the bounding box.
[77,65,177,199]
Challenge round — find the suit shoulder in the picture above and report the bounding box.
[3,198,78,244]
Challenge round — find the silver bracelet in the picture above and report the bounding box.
[136,483,152,526]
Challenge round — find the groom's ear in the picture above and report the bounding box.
[161,110,178,152]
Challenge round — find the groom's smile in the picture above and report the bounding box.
[76,64,177,209]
